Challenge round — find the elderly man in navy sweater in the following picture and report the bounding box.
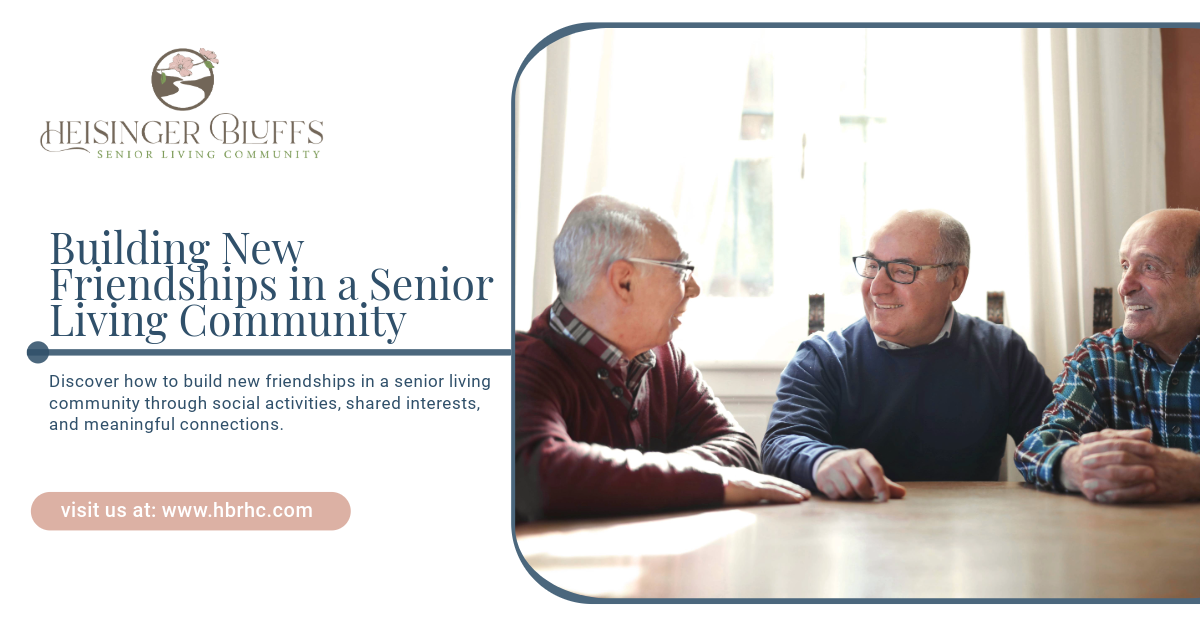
[763,210,1053,501]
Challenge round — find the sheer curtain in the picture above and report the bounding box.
[600,30,751,287]
[515,29,750,328]
[517,28,1168,371]
[1022,28,1165,371]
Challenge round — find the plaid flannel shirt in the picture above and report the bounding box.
[546,297,655,405]
[1015,328,1200,491]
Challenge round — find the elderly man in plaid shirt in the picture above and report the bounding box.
[1017,208,1200,503]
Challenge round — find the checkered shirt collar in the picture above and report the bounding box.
[547,298,657,375]
[1131,334,1200,364]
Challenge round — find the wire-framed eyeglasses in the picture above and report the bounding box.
[853,256,951,285]
[627,257,695,282]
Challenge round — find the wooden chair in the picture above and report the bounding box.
[987,292,1005,325]
[808,294,824,335]
[1094,288,1113,333]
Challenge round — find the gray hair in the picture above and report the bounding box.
[553,196,667,303]
[929,212,971,281]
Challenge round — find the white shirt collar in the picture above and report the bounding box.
[873,307,955,350]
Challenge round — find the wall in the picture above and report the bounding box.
[1162,28,1200,209]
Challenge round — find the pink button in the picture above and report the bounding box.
[32,492,350,530]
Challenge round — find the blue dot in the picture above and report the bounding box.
[27,341,49,364]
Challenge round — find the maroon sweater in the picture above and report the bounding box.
[516,307,761,521]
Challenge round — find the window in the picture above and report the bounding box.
[711,52,775,298]
[520,29,1030,362]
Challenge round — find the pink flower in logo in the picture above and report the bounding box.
[199,48,219,64]
[171,54,194,77]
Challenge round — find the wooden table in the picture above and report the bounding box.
[515,482,1200,598]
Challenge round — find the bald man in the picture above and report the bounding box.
[763,210,1053,501]
[516,195,809,521]
[1017,208,1200,504]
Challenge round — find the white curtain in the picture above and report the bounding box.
[516,29,750,327]
[518,28,1169,367]
[1022,28,1166,372]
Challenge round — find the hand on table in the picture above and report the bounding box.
[815,449,906,502]
[1080,427,1154,445]
[721,467,811,506]
[1061,428,1200,503]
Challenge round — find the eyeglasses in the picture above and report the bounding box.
[852,256,951,285]
[627,257,695,282]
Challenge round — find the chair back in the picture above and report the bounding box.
[808,294,825,335]
[1094,288,1113,333]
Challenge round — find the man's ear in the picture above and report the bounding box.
[948,265,969,301]
[608,260,637,304]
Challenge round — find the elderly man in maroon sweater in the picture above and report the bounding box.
[516,195,809,521]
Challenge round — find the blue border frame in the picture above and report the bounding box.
[509,22,1200,604]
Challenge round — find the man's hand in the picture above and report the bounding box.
[1060,427,1200,506]
[721,467,811,506]
[1059,437,1157,502]
[1080,427,1154,444]
[1060,428,1200,503]
[814,449,906,502]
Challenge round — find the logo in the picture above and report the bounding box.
[41,46,325,159]
[151,48,220,111]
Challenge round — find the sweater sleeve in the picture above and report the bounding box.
[1005,331,1055,443]
[761,339,847,492]
[667,346,762,472]
[515,348,726,521]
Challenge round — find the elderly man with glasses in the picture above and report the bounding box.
[762,209,1053,501]
[516,195,810,521]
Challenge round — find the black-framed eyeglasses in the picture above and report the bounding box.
[627,257,695,282]
[852,256,951,285]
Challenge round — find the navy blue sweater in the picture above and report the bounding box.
[762,312,1053,491]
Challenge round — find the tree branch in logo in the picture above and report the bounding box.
[158,48,220,83]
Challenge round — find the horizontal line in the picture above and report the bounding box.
[46,349,511,357]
